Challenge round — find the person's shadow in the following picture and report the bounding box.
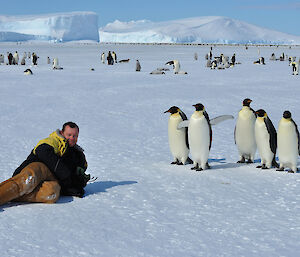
[84,180,138,196]
[57,180,138,203]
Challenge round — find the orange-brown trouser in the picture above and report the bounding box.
[0,162,61,205]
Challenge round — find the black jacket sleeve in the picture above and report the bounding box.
[34,144,72,182]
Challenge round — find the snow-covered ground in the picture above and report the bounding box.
[0,42,299,256]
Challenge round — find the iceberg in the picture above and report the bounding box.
[99,16,300,45]
[0,12,99,42]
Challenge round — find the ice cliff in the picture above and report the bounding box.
[99,16,300,45]
[0,12,99,42]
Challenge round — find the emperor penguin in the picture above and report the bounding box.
[234,98,257,163]
[188,103,212,171]
[164,106,192,165]
[290,61,299,75]
[255,109,279,169]
[277,111,300,173]
[24,68,33,75]
[136,60,141,71]
[165,60,187,74]
[52,57,63,70]
[101,52,105,64]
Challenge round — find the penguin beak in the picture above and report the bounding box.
[164,109,170,113]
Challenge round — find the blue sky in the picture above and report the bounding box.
[2,0,300,35]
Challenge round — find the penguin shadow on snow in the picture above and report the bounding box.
[208,158,259,170]
[84,180,138,196]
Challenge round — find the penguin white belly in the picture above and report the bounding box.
[255,121,274,166]
[278,121,298,169]
[168,116,189,163]
[188,116,210,168]
[235,110,256,159]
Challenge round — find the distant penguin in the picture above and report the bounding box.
[231,53,236,65]
[291,62,299,75]
[136,60,141,71]
[32,52,38,65]
[164,106,192,165]
[47,57,51,64]
[150,70,165,75]
[277,111,300,173]
[8,52,13,65]
[52,57,63,70]
[112,51,117,63]
[206,59,212,68]
[0,54,4,64]
[211,60,217,69]
[188,103,212,171]
[270,53,276,61]
[165,60,187,74]
[24,68,33,75]
[13,51,19,65]
[234,98,257,163]
[101,52,105,64]
[255,109,279,169]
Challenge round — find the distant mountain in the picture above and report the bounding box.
[99,16,300,45]
[0,12,99,42]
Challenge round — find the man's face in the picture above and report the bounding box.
[61,125,79,147]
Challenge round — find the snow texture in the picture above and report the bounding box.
[100,16,300,45]
[0,42,300,256]
[0,12,99,42]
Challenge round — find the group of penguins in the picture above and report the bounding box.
[256,52,300,75]
[165,98,299,173]
[23,56,63,75]
[0,51,38,66]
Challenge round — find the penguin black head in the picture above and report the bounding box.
[243,98,252,107]
[24,68,33,75]
[164,106,179,114]
[193,103,205,111]
[283,110,291,119]
[256,109,267,118]
[165,60,174,66]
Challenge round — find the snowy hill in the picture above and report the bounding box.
[99,16,300,45]
[0,12,99,42]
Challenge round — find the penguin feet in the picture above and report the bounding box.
[195,168,203,172]
[171,160,184,165]
[206,163,211,169]
[246,159,253,164]
[256,165,262,168]
[276,167,284,172]
[191,164,199,170]
[237,157,245,163]
[288,170,296,173]
[261,164,269,169]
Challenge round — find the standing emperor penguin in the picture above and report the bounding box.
[255,109,279,169]
[188,103,212,171]
[277,111,300,173]
[164,106,192,165]
[234,98,257,163]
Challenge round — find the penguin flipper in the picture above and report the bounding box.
[177,120,189,129]
[210,115,234,126]
[264,117,277,154]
